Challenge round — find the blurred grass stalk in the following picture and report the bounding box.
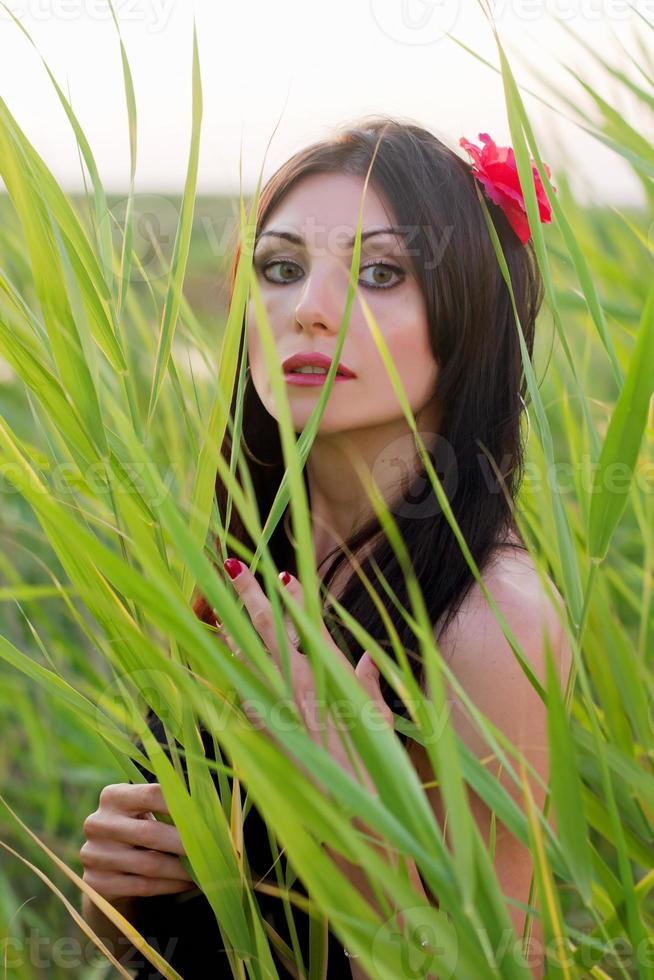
[0,3,653,978]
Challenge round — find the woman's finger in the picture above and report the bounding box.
[222,559,304,675]
[84,813,187,855]
[83,869,197,901]
[354,652,394,729]
[96,782,170,817]
[278,570,355,675]
[82,840,193,881]
[212,617,243,661]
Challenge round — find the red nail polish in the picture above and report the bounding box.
[279,570,291,586]
[224,558,243,580]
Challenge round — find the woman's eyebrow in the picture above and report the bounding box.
[254,225,406,249]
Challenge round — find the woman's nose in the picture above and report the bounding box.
[293,263,350,335]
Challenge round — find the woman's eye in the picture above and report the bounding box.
[359,262,404,289]
[261,259,302,283]
[260,258,404,289]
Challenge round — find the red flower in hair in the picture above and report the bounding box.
[459,132,556,245]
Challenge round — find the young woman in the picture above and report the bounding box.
[80,116,571,979]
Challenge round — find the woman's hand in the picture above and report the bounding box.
[80,783,197,903]
[217,558,393,793]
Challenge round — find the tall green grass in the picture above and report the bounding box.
[0,7,652,979]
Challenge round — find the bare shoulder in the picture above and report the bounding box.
[407,539,573,777]
[433,539,571,690]
[405,541,573,959]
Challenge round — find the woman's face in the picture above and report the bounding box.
[246,171,440,436]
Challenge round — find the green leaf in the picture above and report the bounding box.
[589,281,654,560]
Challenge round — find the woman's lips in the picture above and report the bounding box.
[284,373,355,386]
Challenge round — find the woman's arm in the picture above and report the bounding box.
[324,830,431,980]
[323,816,430,905]
[80,894,140,964]
[412,560,572,978]
[325,558,572,980]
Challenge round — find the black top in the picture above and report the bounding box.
[127,708,363,979]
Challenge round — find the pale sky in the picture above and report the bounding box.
[0,0,651,205]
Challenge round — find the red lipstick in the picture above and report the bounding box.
[282,351,356,386]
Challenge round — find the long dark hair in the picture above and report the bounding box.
[193,114,544,724]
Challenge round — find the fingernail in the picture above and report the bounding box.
[224,558,243,580]
[279,570,291,586]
